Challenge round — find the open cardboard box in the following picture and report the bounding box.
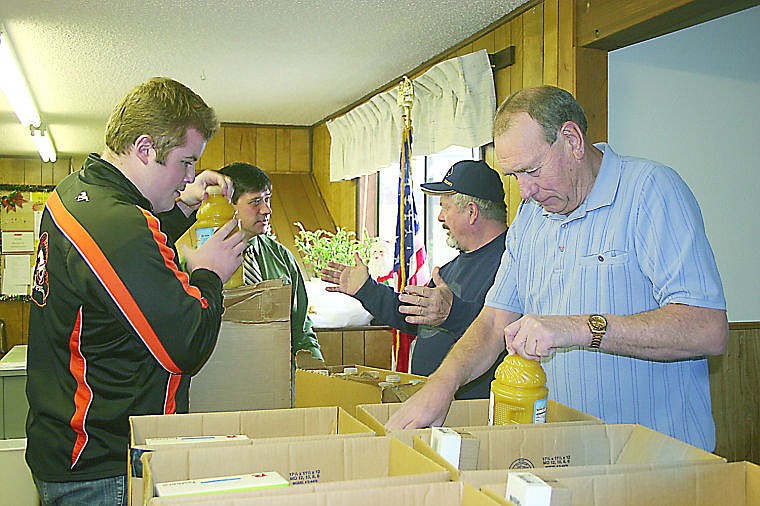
[129,406,373,506]
[295,365,426,414]
[476,460,758,506]
[412,423,724,480]
[141,436,450,504]
[148,480,504,506]
[190,279,292,414]
[356,398,603,446]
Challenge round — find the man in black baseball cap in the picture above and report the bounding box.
[322,159,508,399]
[420,159,505,203]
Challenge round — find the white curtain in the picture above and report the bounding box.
[327,49,496,182]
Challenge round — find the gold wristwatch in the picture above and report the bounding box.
[587,314,607,348]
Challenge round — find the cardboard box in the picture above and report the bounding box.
[189,279,292,413]
[295,365,426,414]
[0,439,38,506]
[141,436,451,504]
[413,423,724,481]
[477,460,757,506]
[129,406,374,506]
[148,480,503,506]
[356,399,603,446]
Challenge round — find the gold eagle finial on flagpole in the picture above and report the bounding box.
[397,76,414,130]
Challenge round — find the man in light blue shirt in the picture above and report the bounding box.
[387,85,728,451]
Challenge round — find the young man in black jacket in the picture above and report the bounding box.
[26,77,245,505]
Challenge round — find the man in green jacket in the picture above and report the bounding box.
[218,162,323,361]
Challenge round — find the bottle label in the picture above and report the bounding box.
[487,391,495,426]
[195,226,217,247]
[533,397,548,424]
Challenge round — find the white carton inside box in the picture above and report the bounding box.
[154,471,289,498]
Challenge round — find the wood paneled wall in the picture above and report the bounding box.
[575,0,759,50]
[0,157,72,185]
[311,123,356,230]
[0,301,30,354]
[709,323,760,464]
[196,124,311,174]
[316,327,393,370]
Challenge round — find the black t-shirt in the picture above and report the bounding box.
[354,230,507,399]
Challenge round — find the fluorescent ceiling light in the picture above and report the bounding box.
[31,125,57,163]
[1,29,57,162]
[0,31,41,127]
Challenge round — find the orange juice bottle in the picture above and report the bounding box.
[195,185,243,289]
[488,353,548,425]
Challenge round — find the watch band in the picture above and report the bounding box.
[588,314,607,349]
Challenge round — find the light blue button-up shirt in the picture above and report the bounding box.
[485,144,726,450]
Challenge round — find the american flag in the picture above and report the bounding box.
[391,125,429,372]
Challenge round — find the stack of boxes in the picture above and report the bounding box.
[5,280,756,505]
[129,324,760,506]
[127,280,759,504]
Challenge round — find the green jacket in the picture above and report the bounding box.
[247,235,323,360]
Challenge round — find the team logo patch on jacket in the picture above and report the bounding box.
[32,232,50,307]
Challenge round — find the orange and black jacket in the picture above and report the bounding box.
[25,154,224,482]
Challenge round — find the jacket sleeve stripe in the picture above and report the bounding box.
[139,208,208,309]
[46,191,181,373]
[164,373,182,414]
[67,307,92,469]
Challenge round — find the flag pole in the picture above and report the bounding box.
[393,77,415,371]
[396,76,413,292]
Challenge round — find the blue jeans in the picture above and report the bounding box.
[34,475,127,506]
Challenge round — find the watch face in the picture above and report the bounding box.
[589,314,607,331]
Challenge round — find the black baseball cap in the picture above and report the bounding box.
[420,160,505,203]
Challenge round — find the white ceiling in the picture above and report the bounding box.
[0,0,528,160]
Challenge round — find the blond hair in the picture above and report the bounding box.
[105,77,219,163]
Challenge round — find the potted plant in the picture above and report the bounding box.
[293,222,372,278]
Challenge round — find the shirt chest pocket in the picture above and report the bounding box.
[578,250,630,267]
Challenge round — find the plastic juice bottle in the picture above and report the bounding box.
[488,353,549,425]
[194,186,244,289]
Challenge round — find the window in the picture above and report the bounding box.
[374,146,480,271]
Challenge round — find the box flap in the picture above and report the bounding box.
[355,404,390,436]
[611,425,724,464]
[143,436,449,503]
[477,460,742,506]
[149,481,503,506]
[336,407,376,435]
[413,432,461,479]
[148,473,451,505]
[222,280,290,323]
